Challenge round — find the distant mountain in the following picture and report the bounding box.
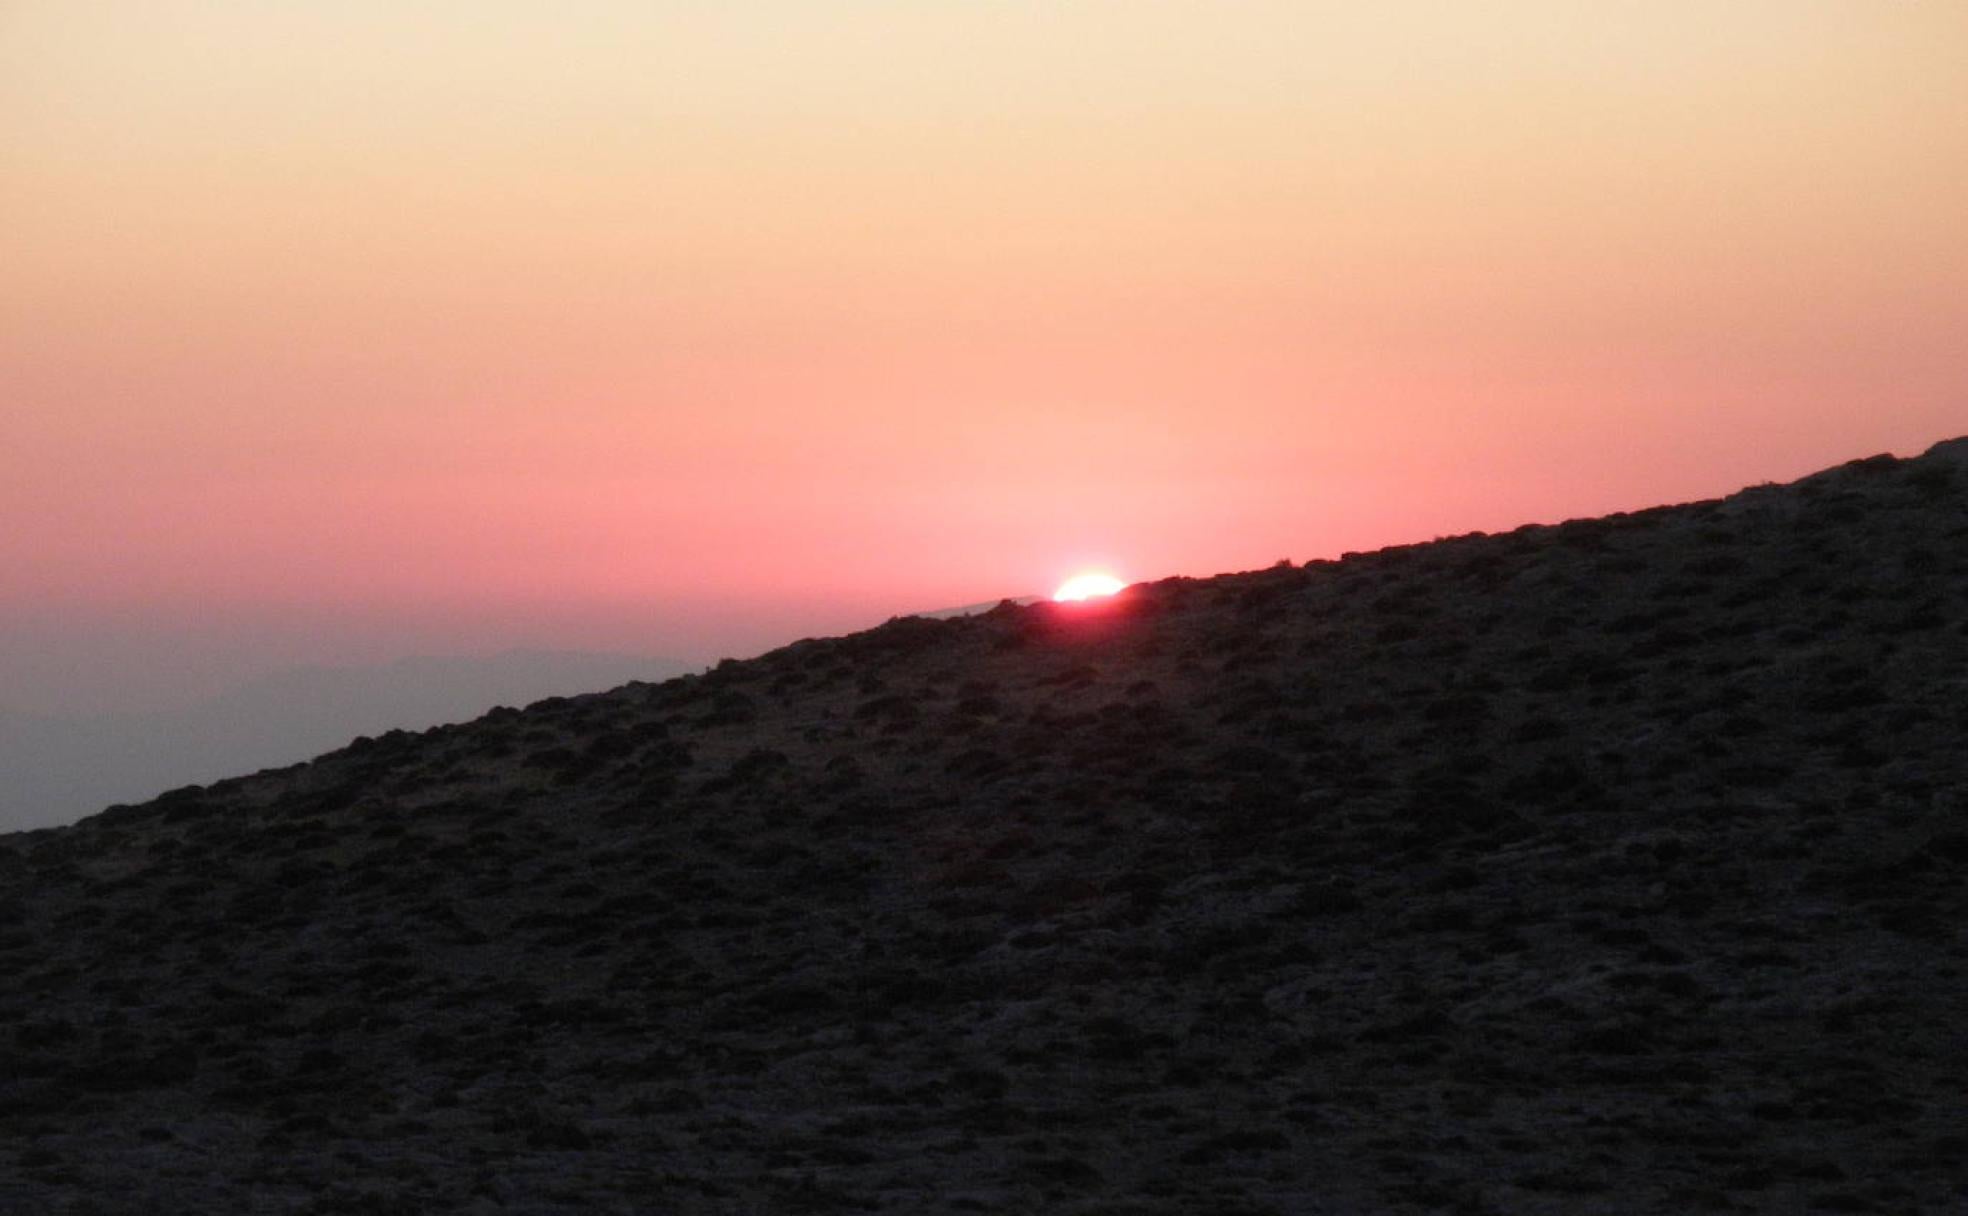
[3,440,1965,1212]
[0,650,694,831]
[910,594,1044,619]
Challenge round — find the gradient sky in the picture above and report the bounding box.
[5,2,1965,713]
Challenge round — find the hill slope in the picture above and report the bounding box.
[4,441,1966,1214]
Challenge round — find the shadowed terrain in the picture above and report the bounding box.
[3,441,1965,1213]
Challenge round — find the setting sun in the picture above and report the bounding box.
[1053,572,1127,602]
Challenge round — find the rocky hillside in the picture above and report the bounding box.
[4,441,1966,1214]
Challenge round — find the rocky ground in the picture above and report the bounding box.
[3,440,1965,1213]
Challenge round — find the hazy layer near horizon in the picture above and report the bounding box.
[0,650,694,833]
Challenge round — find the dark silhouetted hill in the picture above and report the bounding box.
[3,440,1965,1213]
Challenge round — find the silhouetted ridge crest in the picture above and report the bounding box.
[3,438,1965,1212]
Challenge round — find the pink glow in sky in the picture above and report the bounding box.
[4,2,1965,711]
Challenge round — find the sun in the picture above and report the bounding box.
[1053,571,1127,602]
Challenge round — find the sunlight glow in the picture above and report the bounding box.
[1053,572,1126,602]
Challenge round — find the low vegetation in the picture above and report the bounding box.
[2,440,1965,1212]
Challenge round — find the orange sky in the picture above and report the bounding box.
[4,2,1965,709]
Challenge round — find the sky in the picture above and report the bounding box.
[5,1,1966,715]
